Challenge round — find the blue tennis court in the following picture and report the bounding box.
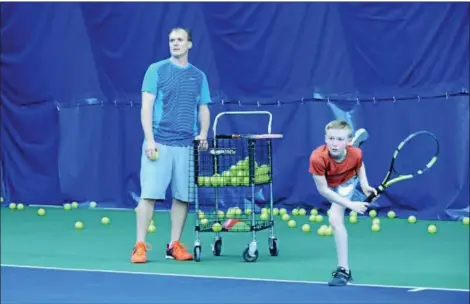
[2,265,468,304]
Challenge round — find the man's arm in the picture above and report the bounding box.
[198,73,212,138]
[141,92,156,142]
[141,63,158,142]
[198,104,210,138]
[312,174,352,209]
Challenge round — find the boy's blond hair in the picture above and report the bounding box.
[325,120,353,137]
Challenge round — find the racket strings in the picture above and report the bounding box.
[393,133,438,175]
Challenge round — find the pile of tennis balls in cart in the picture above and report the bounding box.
[197,158,271,187]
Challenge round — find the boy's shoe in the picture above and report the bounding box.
[328,267,353,286]
[131,241,151,263]
[165,241,193,261]
[351,128,369,147]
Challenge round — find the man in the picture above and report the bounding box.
[309,121,376,286]
[131,27,211,263]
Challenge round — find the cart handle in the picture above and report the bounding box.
[212,111,273,138]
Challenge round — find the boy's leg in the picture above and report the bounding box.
[132,142,172,263]
[350,128,369,147]
[327,178,358,286]
[165,145,193,261]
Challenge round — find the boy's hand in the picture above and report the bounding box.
[348,202,370,215]
[362,185,379,201]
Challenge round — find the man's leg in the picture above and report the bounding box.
[132,142,171,263]
[165,145,193,261]
[350,128,369,147]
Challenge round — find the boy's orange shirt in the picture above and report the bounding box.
[309,145,363,187]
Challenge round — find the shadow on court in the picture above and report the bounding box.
[1,266,468,303]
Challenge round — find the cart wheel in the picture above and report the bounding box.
[212,238,222,256]
[194,245,201,262]
[242,247,259,262]
[269,238,279,256]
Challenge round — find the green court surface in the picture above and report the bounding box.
[1,206,469,290]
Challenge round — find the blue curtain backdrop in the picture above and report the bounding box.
[1,2,468,220]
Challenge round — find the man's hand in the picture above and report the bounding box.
[145,140,158,160]
[195,134,208,151]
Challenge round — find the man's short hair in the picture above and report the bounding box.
[169,27,192,42]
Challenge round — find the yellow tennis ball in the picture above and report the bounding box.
[463,217,469,225]
[349,211,357,217]
[260,213,269,221]
[101,217,110,225]
[9,203,16,210]
[349,216,358,224]
[325,226,333,236]
[408,215,417,223]
[149,151,159,161]
[75,221,84,229]
[37,208,46,216]
[292,208,299,216]
[282,214,290,221]
[387,210,396,218]
[64,203,71,211]
[310,209,318,216]
[89,201,97,208]
[309,215,316,222]
[17,203,24,210]
[369,210,377,218]
[427,224,437,234]
[201,218,209,225]
[371,223,380,232]
[301,224,311,232]
[71,202,78,209]
[287,219,296,228]
[279,208,287,216]
[315,215,323,223]
[298,208,306,216]
[148,224,156,233]
[372,218,380,225]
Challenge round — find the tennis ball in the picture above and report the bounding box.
[149,151,159,161]
[327,210,332,216]
[244,208,252,215]
[369,210,377,218]
[408,215,417,224]
[427,224,437,234]
[260,213,269,221]
[349,216,358,224]
[71,202,78,209]
[0,197,3,203]
[349,211,357,217]
[272,208,279,216]
[282,214,290,221]
[310,209,318,216]
[371,224,380,232]
[301,224,311,232]
[75,221,83,229]
[200,218,209,225]
[325,226,333,236]
[372,218,380,225]
[9,203,16,210]
[287,219,296,228]
[261,208,269,214]
[64,203,71,211]
[298,208,306,216]
[317,225,328,236]
[17,203,24,210]
[89,201,97,208]
[37,208,46,216]
[309,215,316,222]
[217,210,225,219]
[463,217,469,225]
[292,208,299,216]
[279,208,287,216]
[315,215,323,223]
[101,217,110,225]
[212,223,222,232]
[235,208,242,216]
[148,224,156,233]
[387,210,396,218]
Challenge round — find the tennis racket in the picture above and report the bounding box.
[366,130,439,203]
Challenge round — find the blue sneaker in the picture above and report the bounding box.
[351,128,369,147]
[328,267,353,286]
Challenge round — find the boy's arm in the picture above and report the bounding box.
[312,174,353,209]
[357,162,378,198]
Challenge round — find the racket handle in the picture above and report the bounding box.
[365,193,377,203]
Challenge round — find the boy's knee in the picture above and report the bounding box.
[328,213,344,229]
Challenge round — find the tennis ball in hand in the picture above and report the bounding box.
[149,151,159,161]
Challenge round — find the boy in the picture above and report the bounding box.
[309,120,377,286]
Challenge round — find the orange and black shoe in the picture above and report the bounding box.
[131,241,151,263]
[165,241,193,261]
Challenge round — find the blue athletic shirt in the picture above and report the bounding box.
[141,58,211,147]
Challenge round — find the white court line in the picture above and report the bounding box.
[408,288,427,292]
[1,263,469,293]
